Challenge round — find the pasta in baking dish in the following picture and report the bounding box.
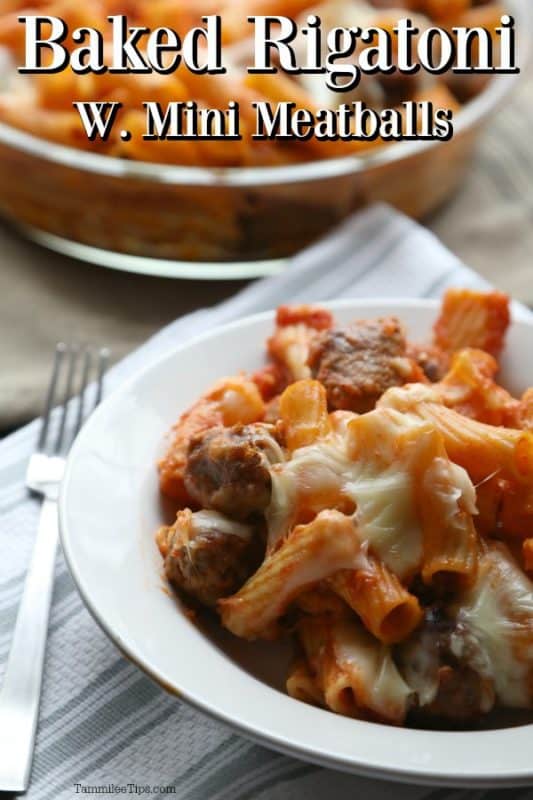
[156,288,533,728]
[0,0,503,166]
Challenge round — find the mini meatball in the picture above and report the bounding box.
[407,342,450,383]
[184,423,284,520]
[396,606,495,722]
[308,317,421,413]
[157,509,263,608]
[158,376,264,504]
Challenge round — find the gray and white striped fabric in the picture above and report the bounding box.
[1,205,530,800]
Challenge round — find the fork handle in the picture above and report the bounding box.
[0,498,59,793]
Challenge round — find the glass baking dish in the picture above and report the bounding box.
[0,0,530,280]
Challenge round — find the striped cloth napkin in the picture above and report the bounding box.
[0,205,527,800]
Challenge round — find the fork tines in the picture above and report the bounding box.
[38,344,110,456]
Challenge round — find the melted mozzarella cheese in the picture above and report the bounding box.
[334,619,412,719]
[346,467,422,580]
[266,408,476,581]
[266,433,352,549]
[398,629,441,708]
[279,540,367,608]
[191,510,253,541]
[425,457,478,521]
[457,545,533,707]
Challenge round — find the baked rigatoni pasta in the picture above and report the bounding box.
[286,656,325,706]
[156,288,533,728]
[328,557,423,644]
[219,510,363,639]
[296,615,411,724]
[378,383,533,540]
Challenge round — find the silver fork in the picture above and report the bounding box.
[0,343,109,794]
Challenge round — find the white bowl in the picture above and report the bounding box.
[59,299,533,787]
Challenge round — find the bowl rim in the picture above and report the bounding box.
[59,297,533,788]
[0,0,531,187]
